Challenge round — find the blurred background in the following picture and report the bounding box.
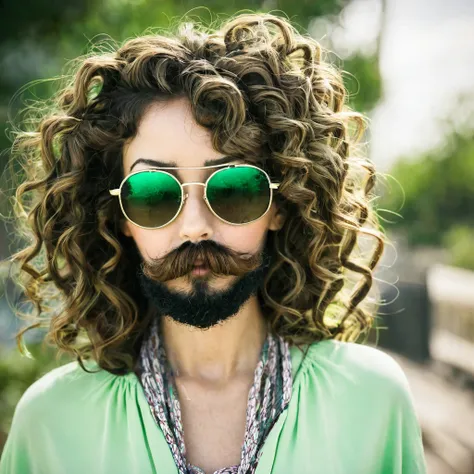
[0,0,473,472]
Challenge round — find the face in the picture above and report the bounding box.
[121,97,285,328]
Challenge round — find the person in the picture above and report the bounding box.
[0,12,427,474]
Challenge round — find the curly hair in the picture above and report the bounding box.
[6,12,386,375]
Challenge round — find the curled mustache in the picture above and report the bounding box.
[140,240,265,282]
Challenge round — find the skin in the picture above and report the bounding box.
[121,96,286,386]
[121,97,287,472]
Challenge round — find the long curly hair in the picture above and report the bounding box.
[6,12,386,375]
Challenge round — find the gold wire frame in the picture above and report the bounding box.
[109,163,281,229]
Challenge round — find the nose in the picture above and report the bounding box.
[178,184,214,242]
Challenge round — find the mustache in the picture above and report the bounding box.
[140,240,265,282]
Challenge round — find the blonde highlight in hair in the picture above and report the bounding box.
[6,12,386,375]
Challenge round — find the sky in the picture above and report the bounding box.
[310,0,474,172]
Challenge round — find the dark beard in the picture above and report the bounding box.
[137,242,272,329]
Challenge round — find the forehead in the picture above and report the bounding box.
[122,98,243,174]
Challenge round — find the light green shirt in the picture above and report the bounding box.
[0,339,427,474]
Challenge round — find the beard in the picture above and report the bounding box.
[136,239,273,329]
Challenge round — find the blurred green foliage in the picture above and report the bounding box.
[342,52,382,113]
[379,124,474,269]
[0,341,74,442]
[443,225,474,270]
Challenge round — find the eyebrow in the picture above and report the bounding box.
[129,155,241,173]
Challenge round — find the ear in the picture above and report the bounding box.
[268,204,287,231]
[121,218,133,237]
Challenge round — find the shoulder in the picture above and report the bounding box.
[1,361,145,472]
[289,341,426,472]
[297,339,412,400]
[17,360,103,409]
[12,359,138,423]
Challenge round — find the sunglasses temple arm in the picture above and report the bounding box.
[109,189,120,196]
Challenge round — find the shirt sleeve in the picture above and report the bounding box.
[0,366,65,474]
[376,354,428,473]
[0,387,43,474]
[282,340,428,474]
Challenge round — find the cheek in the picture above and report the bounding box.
[122,223,172,260]
[219,219,270,253]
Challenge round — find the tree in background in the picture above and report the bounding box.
[378,101,474,270]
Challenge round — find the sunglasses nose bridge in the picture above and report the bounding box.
[181,182,206,202]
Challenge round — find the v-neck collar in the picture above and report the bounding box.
[134,344,309,474]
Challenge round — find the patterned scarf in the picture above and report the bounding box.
[136,317,292,474]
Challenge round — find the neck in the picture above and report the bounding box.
[159,295,268,385]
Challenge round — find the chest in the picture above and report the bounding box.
[174,378,253,474]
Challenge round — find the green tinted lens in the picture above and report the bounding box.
[206,166,271,224]
[121,171,182,228]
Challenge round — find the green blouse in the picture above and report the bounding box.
[0,339,427,474]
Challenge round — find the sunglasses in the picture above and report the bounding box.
[109,163,281,229]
